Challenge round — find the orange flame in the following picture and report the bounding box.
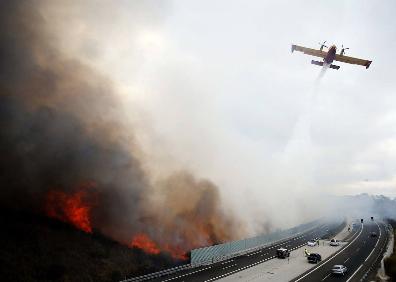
[45,183,96,233]
[163,244,188,261]
[130,233,188,260]
[130,233,160,255]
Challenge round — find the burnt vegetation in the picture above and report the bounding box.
[0,208,182,282]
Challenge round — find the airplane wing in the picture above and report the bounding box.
[291,44,327,59]
[334,54,372,69]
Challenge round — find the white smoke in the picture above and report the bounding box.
[316,64,330,82]
[34,1,396,237]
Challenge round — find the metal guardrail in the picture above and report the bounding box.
[190,219,320,266]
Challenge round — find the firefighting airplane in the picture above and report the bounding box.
[291,41,372,70]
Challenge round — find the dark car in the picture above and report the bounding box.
[307,253,322,263]
[370,232,377,237]
[276,248,290,259]
[330,238,340,246]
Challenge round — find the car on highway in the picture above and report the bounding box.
[276,248,290,259]
[307,253,321,264]
[307,240,317,247]
[330,238,340,246]
[331,265,347,275]
[370,232,377,237]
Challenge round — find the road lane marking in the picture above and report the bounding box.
[346,264,363,282]
[161,266,212,282]
[363,225,388,278]
[347,222,382,282]
[222,263,238,270]
[321,273,331,281]
[365,222,381,262]
[344,257,350,263]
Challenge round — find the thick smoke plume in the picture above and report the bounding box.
[0,1,243,260]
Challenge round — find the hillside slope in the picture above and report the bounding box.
[0,209,180,282]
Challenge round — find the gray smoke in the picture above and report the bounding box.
[0,0,243,257]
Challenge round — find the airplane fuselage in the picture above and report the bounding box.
[324,45,337,65]
[291,43,372,70]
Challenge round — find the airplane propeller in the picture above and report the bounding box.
[340,44,349,55]
[318,41,328,51]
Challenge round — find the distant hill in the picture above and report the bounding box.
[326,193,396,220]
[0,209,182,282]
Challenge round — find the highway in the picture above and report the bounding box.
[291,221,388,282]
[147,222,346,282]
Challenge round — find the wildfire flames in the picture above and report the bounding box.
[130,233,188,260]
[130,234,161,255]
[163,244,188,261]
[45,183,96,233]
[45,182,191,260]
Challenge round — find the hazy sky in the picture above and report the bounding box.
[43,1,396,229]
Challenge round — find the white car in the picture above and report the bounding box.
[331,265,347,275]
[330,239,340,246]
[307,240,317,247]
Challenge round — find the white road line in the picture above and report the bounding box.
[161,266,212,282]
[321,273,331,281]
[344,257,350,263]
[365,222,381,263]
[203,254,278,281]
[346,264,363,282]
[347,222,382,282]
[222,263,237,270]
[365,246,376,263]
[294,223,364,282]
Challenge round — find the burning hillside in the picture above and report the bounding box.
[0,209,178,281]
[0,0,243,272]
[45,182,97,233]
[130,234,161,256]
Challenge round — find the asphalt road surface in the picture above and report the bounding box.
[291,221,388,282]
[147,221,345,282]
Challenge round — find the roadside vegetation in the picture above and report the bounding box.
[0,209,182,282]
[384,219,396,280]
